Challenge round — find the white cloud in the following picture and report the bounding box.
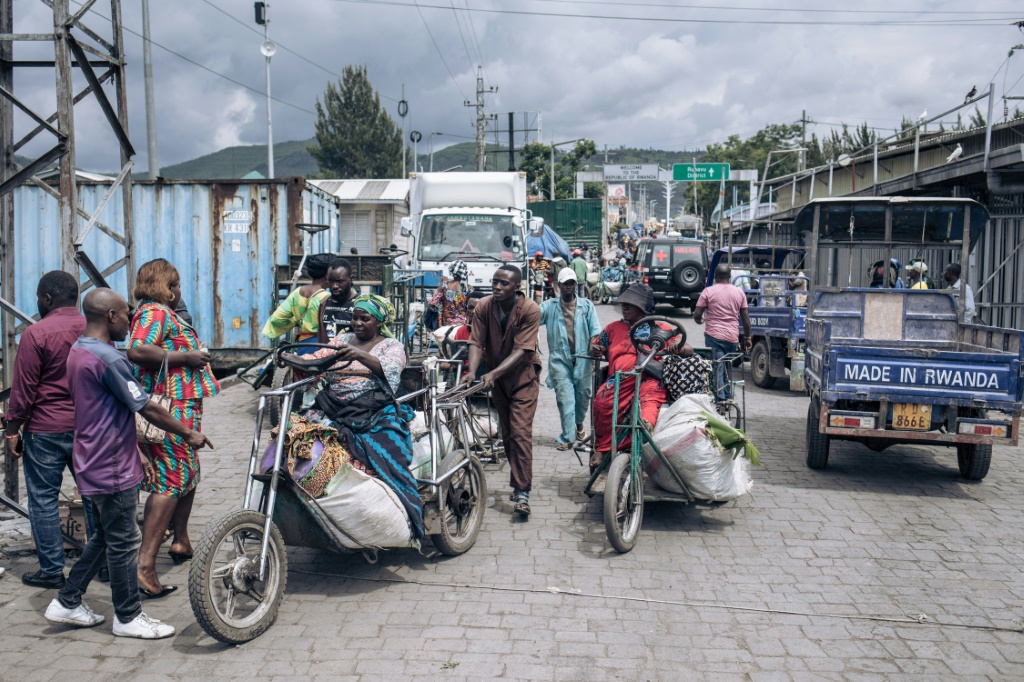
[7,0,1024,170]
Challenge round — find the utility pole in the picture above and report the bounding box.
[142,0,158,179]
[255,2,275,178]
[507,112,515,171]
[799,109,813,171]
[464,66,496,172]
[399,86,408,177]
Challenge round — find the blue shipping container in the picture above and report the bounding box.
[11,178,339,350]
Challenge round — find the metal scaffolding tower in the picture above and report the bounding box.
[0,0,136,499]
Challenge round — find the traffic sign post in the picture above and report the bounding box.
[673,163,730,182]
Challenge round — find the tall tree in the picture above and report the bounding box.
[518,139,601,199]
[309,66,403,178]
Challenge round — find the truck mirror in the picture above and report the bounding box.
[529,217,545,236]
[400,217,412,237]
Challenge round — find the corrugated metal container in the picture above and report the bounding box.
[11,178,339,350]
[528,199,604,250]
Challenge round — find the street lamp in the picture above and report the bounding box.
[255,2,276,178]
[752,148,807,218]
[429,132,442,172]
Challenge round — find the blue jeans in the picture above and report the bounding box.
[705,334,739,401]
[22,432,96,577]
[57,487,142,624]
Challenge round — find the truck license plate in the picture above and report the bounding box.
[893,403,931,431]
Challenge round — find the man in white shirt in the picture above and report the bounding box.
[942,263,975,320]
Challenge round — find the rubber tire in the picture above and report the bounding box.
[750,340,777,389]
[268,367,292,429]
[189,509,287,644]
[588,285,601,303]
[806,399,830,470]
[672,261,704,292]
[603,453,643,554]
[431,451,488,556]
[957,443,992,480]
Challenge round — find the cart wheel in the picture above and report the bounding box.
[189,509,287,644]
[957,443,992,480]
[268,367,293,428]
[604,453,642,553]
[431,450,487,556]
[750,341,776,389]
[805,399,830,470]
[588,285,601,303]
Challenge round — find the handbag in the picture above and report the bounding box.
[136,351,173,443]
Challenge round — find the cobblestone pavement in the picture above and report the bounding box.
[1,303,1023,680]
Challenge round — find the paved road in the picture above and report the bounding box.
[1,302,1023,680]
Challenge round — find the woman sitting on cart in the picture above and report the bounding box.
[305,294,424,540]
[589,284,692,474]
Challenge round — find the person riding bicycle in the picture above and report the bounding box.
[261,253,333,355]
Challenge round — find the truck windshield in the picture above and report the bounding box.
[418,214,523,262]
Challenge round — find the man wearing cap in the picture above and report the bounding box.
[905,260,934,289]
[461,265,541,517]
[540,268,601,451]
[694,264,752,401]
[569,250,589,298]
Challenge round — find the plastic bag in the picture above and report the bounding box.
[408,411,449,480]
[317,463,413,550]
[642,394,753,501]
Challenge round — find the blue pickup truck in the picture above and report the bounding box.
[801,198,1022,480]
[707,246,808,391]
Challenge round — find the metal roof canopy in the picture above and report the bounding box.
[802,198,989,322]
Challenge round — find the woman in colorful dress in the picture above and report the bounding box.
[429,259,472,328]
[127,259,220,598]
[589,284,691,474]
[306,294,424,540]
[261,253,333,354]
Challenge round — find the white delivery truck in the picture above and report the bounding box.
[401,172,529,292]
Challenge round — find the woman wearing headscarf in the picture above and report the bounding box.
[261,253,333,354]
[429,259,473,327]
[127,259,219,597]
[589,284,690,474]
[305,294,423,539]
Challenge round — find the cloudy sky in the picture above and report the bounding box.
[9,0,1024,172]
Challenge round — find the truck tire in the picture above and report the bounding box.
[957,443,992,481]
[805,399,830,469]
[671,262,704,292]
[750,340,776,389]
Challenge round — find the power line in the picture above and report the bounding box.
[462,0,486,68]
[325,0,1015,26]
[197,0,400,102]
[412,0,468,98]
[522,0,1022,16]
[72,0,315,115]
[449,0,476,71]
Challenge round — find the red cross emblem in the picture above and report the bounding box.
[654,250,668,263]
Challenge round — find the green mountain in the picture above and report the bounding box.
[156,138,319,180]
[149,139,707,180]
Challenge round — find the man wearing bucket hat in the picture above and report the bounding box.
[905,259,935,290]
[540,268,601,451]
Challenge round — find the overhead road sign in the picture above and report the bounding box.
[673,163,730,182]
[604,164,659,181]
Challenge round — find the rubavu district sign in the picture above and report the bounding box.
[673,163,731,182]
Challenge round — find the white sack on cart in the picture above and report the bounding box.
[642,393,752,502]
[409,411,450,480]
[318,463,413,550]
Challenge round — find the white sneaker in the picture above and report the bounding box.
[113,612,175,639]
[44,598,105,627]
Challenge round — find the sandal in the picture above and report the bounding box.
[555,442,573,451]
[513,500,531,517]
[138,585,178,600]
